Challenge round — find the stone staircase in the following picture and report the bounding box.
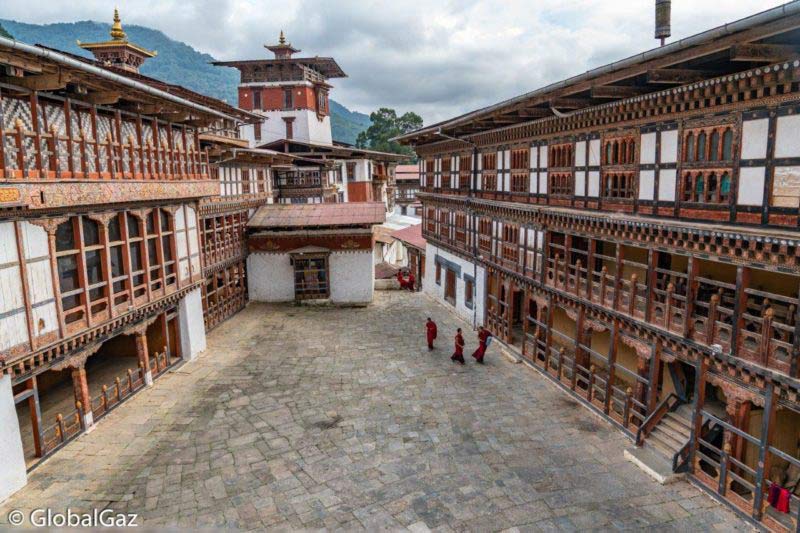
[645,405,692,460]
[625,403,692,484]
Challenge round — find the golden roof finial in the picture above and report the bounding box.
[110,8,127,41]
[279,30,286,45]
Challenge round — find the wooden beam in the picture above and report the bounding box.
[84,91,120,105]
[646,68,716,84]
[590,85,649,99]
[516,108,551,118]
[0,71,71,91]
[550,97,591,109]
[0,52,43,74]
[730,43,800,62]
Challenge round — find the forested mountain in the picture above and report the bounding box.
[0,19,371,144]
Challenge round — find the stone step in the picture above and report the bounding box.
[660,415,691,439]
[651,426,686,451]
[665,410,692,429]
[647,431,680,458]
[625,446,685,485]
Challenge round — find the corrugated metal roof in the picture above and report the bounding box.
[248,202,386,229]
[390,224,426,250]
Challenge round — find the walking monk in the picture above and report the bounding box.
[451,328,465,364]
[396,269,407,289]
[407,272,416,291]
[425,317,438,350]
[471,326,491,364]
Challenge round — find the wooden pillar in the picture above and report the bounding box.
[752,383,776,521]
[647,343,662,413]
[71,365,93,427]
[136,332,153,386]
[613,244,624,311]
[688,357,709,472]
[645,249,657,322]
[731,266,749,359]
[24,378,43,457]
[604,321,619,415]
[684,256,699,337]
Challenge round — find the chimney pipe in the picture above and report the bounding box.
[655,0,672,46]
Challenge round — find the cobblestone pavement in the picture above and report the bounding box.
[0,292,748,531]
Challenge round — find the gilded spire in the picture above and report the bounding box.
[110,8,127,41]
[279,30,286,45]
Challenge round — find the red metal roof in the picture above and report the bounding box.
[395,164,420,181]
[390,224,426,250]
[248,202,386,229]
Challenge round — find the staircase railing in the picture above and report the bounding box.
[672,440,691,473]
[636,392,682,446]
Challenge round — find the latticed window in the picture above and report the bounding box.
[603,137,636,165]
[682,171,732,204]
[603,172,636,199]
[478,218,492,253]
[425,159,435,188]
[441,157,452,189]
[549,172,573,196]
[481,152,497,191]
[459,154,472,190]
[683,125,735,162]
[455,213,467,244]
[549,143,573,168]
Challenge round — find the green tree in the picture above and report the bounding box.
[356,108,422,158]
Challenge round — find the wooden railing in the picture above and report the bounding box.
[636,392,681,445]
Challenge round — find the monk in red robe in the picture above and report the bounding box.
[407,273,416,291]
[396,270,407,289]
[425,317,437,350]
[451,328,465,364]
[471,326,491,364]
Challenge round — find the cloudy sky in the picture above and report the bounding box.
[0,0,788,123]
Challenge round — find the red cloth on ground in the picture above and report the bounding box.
[777,487,791,513]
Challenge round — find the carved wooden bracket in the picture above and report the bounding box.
[619,334,653,360]
[86,212,117,226]
[51,341,103,371]
[583,318,608,334]
[123,315,160,337]
[708,373,765,410]
[28,216,69,235]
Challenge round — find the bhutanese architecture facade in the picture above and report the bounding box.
[398,3,800,530]
[0,13,297,501]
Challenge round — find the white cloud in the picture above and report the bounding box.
[0,0,786,123]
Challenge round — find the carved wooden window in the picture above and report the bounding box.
[549,143,573,168]
[603,137,636,165]
[603,172,636,199]
[481,152,497,190]
[682,171,732,204]
[56,219,84,324]
[683,125,735,163]
[459,154,472,190]
[455,213,467,244]
[424,159,435,188]
[441,157,452,189]
[549,172,573,196]
[425,208,436,233]
[438,210,450,240]
[478,218,492,254]
[510,147,529,193]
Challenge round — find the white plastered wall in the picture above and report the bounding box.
[0,374,26,503]
[178,287,206,361]
[248,252,295,302]
[329,251,374,303]
[422,243,485,327]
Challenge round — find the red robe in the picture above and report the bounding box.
[397,271,407,289]
[407,274,416,291]
[426,321,438,348]
[472,329,491,362]
[451,333,465,363]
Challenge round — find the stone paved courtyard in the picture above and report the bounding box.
[0,292,747,531]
